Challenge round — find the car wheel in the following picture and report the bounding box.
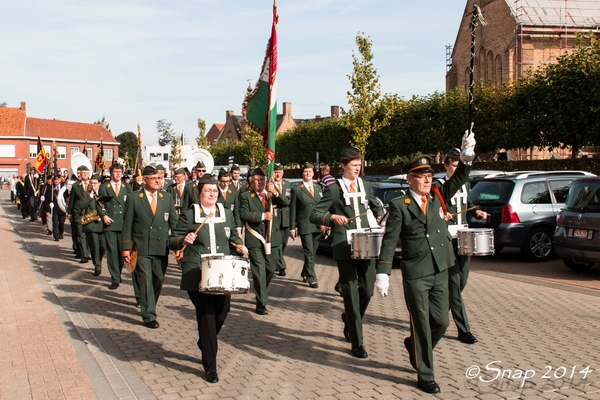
[521,228,554,262]
[563,259,595,271]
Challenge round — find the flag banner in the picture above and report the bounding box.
[136,124,149,174]
[95,141,104,173]
[243,1,278,177]
[35,136,47,174]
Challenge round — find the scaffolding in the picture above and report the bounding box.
[445,44,453,73]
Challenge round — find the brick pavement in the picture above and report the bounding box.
[1,190,600,399]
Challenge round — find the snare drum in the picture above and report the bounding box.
[351,230,384,259]
[200,255,250,294]
[457,228,494,256]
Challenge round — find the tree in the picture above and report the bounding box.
[157,119,175,146]
[242,127,267,167]
[169,136,183,169]
[94,116,111,132]
[342,32,392,167]
[196,118,209,149]
[115,131,138,167]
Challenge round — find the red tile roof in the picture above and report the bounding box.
[26,118,117,143]
[206,123,224,143]
[0,108,26,135]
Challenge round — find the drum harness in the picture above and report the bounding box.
[244,191,273,254]
[338,178,380,244]
[193,203,226,257]
[437,177,467,238]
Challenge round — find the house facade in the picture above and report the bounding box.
[0,102,119,177]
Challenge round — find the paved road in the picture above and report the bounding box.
[1,191,600,399]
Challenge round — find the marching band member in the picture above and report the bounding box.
[272,163,291,276]
[289,162,325,288]
[310,146,384,358]
[216,168,241,235]
[122,165,178,329]
[99,161,131,289]
[74,174,105,276]
[169,174,247,384]
[239,167,289,315]
[375,132,476,394]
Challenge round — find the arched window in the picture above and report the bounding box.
[478,48,486,81]
[487,51,494,82]
[495,54,503,84]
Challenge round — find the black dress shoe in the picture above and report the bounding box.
[206,372,219,383]
[458,332,478,344]
[256,305,268,315]
[144,320,160,329]
[404,337,417,370]
[278,269,286,276]
[93,271,101,276]
[46,230,52,235]
[309,282,319,288]
[351,345,368,359]
[74,253,82,259]
[54,238,59,242]
[79,257,89,264]
[417,378,440,394]
[341,313,351,342]
[301,275,308,282]
[109,282,119,290]
[60,235,64,239]
[135,302,141,308]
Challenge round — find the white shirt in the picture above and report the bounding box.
[144,189,158,206]
[341,177,358,192]
[409,189,427,208]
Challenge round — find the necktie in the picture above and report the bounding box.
[278,183,282,193]
[150,193,157,215]
[83,182,87,192]
[308,185,314,197]
[349,182,356,193]
[223,191,227,201]
[260,194,266,209]
[114,183,119,196]
[178,185,183,197]
[421,194,427,216]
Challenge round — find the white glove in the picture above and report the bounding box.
[375,273,389,297]
[40,195,45,201]
[460,125,477,165]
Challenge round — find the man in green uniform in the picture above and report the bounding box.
[290,162,325,288]
[216,168,242,235]
[229,164,243,192]
[438,148,487,345]
[122,165,178,328]
[99,161,131,289]
[75,174,106,276]
[69,165,91,263]
[273,163,291,276]
[239,167,289,315]
[375,132,476,394]
[310,146,384,358]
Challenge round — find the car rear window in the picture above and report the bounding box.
[469,180,514,204]
[565,180,600,212]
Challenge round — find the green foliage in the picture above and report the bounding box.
[196,118,209,149]
[157,119,175,147]
[115,131,138,167]
[242,128,267,167]
[169,136,182,169]
[94,116,111,132]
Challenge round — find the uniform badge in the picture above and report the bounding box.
[319,192,323,197]
[286,189,291,197]
[228,189,232,194]
[404,198,411,205]
[139,193,143,198]
[300,184,304,188]
[106,183,110,188]
[274,209,278,217]
[439,207,445,219]
[164,212,169,221]
[158,192,163,198]
[124,195,127,202]
[225,227,231,238]
[230,204,235,211]
[250,193,255,198]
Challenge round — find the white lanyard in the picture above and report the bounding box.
[193,203,226,256]
[338,178,366,230]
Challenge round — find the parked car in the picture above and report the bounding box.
[433,170,505,188]
[553,177,600,270]
[468,171,596,261]
[361,175,390,183]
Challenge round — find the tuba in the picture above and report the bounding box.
[186,149,214,175]
[81,209,101,225]
[67,151,93,193]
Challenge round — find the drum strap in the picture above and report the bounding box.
[193,204,225,256]
[338,178,367,230]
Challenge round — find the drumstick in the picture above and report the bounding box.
[347,212,369,222]
[181,212,213,252]
[230,241,245,252]
[450,206,479,218]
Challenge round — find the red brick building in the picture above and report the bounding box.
[0,102,119,177]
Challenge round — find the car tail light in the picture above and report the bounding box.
[556,209,563,227]
[501,204,520,223]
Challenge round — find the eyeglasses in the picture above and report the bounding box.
[144,177,160,181]
[409,174,433,181]
[201,189,219,194]
[196,169,206,173]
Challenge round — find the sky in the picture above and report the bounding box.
[2,0,466,146]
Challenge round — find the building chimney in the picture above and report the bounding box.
[282,102,292,116]
[20,102,26,114]
[331,105,340,118]
[226,110,234,121]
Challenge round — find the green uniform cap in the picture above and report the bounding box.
[174,167,186,175]
[274,163,283,171]
[301,162,314,170]
[142,165,157,176]
[250,167,265,177]
[194,161,206,169]
[198,174,218,185]
[341,145,361,159]
[403,155,434,174]
[77,165,90,172]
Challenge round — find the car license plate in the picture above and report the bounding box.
[573,229,589,238]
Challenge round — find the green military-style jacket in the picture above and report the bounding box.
[74,193,104,234]
[310,179,384,260]
[274,180,291,229]
[121,190,178,256]
[377,162,471,279]
[290,181,323,235]
[168,205,243,291]
[98,180,131,232]
[239,189,289,249]
[68,180,89,223]
[217,187,241,229]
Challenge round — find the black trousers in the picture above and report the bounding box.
[52,212,65,240]
[188,291,230,374]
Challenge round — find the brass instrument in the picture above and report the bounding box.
[81,209,101,225]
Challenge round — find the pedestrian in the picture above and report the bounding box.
[168,174,247,384]
[375,132,477,394]
[290,162,325,288]
[438,148,487,345]
[99,161,130,288]
[272,163,291,276]
[122,165,178,328]
[319,165,336,189]
[309,146,385,359]
[239,167,289,315]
